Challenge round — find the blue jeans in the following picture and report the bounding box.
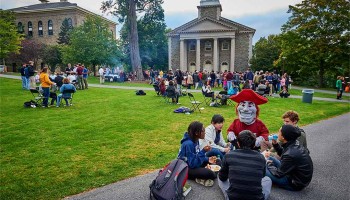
[227,81,232,90]
[22,76,29,90]
[266,156,294,190]
[42,87,50,107]
[56,94,69,107]
[205,148,225,160]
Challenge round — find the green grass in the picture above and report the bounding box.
[0,77,349,200]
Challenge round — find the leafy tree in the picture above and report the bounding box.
[41,45,62,72]
[101,0,164,80]
[280,0,350,87]
[0,10,24,65]
[250,35,281,73]
[60,15,122,75]
[57,18,73,45]
[120,5,168,70]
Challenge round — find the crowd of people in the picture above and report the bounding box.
[177,88,313,200]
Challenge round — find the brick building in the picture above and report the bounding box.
[167,0,255,72]
[10,0,117,46]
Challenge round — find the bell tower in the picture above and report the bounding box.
[198,0,222,20]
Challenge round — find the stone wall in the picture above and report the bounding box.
[170,36,180,70]
[199,7,220,19]
[218,39,231,71]
[234,33,250,72]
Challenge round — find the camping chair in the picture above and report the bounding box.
[30,88,44,106]
[162,92,177,104]
[61,89,75,106]
[218,91,235,106]
[202,90,214,106]
[153,84,161,96]
[188,93,202,113]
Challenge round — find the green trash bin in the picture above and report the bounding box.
[302,89,314,103]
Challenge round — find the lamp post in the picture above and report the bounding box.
[282,57,286,75]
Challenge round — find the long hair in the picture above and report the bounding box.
[187,121,203,141]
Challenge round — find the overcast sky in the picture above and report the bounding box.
[1,0,302,43]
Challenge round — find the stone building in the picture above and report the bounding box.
[10,0,117,46]
[167,0,255,72]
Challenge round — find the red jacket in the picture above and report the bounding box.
[227,118,269,140]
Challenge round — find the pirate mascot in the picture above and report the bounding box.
[227,89,269,148]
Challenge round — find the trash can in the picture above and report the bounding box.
[302,89,314,103]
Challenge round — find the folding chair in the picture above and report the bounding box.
[61,89,75,106]
[30,88,44,106]
[218,91,234,106]
[152,84,161,96]
[202,91,214,106]
[188,93,202,113]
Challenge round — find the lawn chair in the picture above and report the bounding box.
[202,90,214,106]
[188,92,202,113]
[30,88,44,106]
[218,91,234,106]
[153,84,161,96]
[61,89,75,106]
[162,92,177,104]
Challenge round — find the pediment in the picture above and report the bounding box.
[180,18,237,33]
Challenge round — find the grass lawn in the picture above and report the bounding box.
[0,77,349,200]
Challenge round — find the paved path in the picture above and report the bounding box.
[1,74,349,103]
[64,113,350,200]
[292,85,350,96]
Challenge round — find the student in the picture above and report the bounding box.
[165,80,179,104]
[200,114,230,160]
[266,125,313,191]
[279,85,290,98]
[56,78,76,107]
[282,111,307,149]
[218,130,272,200]
[39,67,56,107]
[178,121,220,187]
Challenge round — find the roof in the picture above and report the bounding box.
[10,2,77,12]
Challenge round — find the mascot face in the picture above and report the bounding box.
[237,101,257,125]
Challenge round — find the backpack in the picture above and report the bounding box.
[149,159,188,200]
[24,100,38,108]
[136,90,146,95]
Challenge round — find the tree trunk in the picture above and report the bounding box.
[319,59,325,88]
[128,0,142,80]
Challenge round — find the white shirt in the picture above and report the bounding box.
[99,68,104,76]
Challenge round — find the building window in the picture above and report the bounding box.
[222,41,229,50]
[48,20,53,35]
[28,21,33,37]
[38,21,43,36]
[67,18,73,28]
[17,22,24,33]
[189,42,196,51]
[205,41,212,51]
[205,60,212,65]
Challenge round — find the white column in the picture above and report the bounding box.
[168,37,172,70]
[196,39,201,72]
[184,41,188,71]
[213,38,218,72]
[230,37,236,72]
[180,39,184,71]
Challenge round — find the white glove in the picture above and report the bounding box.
[255,136,265,147]
[227,132,236,142]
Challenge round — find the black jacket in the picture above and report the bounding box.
[271,140,313,190]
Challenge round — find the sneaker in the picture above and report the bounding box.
[195,178,214,187]
[177,103,181,105]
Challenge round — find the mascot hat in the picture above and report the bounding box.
[230,89,268,105]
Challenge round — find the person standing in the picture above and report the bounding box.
[336,76,343,100]
[99,67,105,84]
[39,67,56,107]
[27,61,36,89]
[20,64,29,90]
[219,130,272,200]
[76,64,84,90]
[82,65,89,89]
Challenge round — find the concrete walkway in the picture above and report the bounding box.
[292,85,350,96]
[64,113,350,200]
[1,74,349,103]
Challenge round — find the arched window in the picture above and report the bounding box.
[67,18,73,28]
[48,20,53,35]
[222,62,228,66]
[205,60,212,65]
[190,62,196,66]
[222,41,229,50]
[28,21,33,37]
[38,21,43,36]
[17,22,24,33]
[205,41,212,51]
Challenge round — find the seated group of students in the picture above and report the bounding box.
[256,80,290,98]
[154,79,182,104]
[202,83,239,105]
[40,77,76,107]
[178,111,312,200]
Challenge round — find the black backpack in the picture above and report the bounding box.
[136,90,146,95]
[149,159,188,200]
[23,100,38,108]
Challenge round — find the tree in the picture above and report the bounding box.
[250,35,281,72]
[60,15,122,75]
[57,18,73,45]
[120,4,168,70]
[41,45,62,72]
[0,10,24,65]
[280,0,350,87]
[101,0,164,80]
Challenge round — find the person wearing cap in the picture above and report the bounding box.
[266,124,313,191]
[227,89,269,149]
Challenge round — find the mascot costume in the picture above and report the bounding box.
[227,89,269,148]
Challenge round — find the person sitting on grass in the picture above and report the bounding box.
[282,110,307,149]
[200,114,230,160]
[279,85,290,98]
[178,121,220,187]
[218,130,272,200]
[56,78,76,107]
[265,124,313,191]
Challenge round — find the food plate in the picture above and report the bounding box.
[209,164,221,172]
